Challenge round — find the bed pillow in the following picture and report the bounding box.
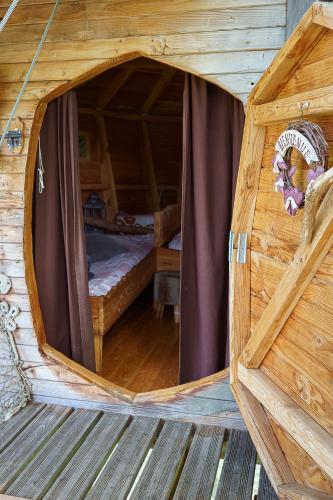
[168,232,182,251]
[115,212,154,229]
[85,233,127,263]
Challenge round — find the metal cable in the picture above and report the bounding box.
[0,0,61,151]
[0,0,20,32]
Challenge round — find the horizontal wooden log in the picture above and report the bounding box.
[238,364,333,480]
[0,226,23,243]
[0,3,286,31]
[0,209,24,226]
[0,81,68,101]
[254,85,333,125]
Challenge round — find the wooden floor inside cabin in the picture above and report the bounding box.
[100,285,180,392]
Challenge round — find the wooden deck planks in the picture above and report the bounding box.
[216,430,257,500]
[130,420,193,499]
[6,409,101,499]
[174,425,225,500]
[257,467,279,500]
[0,404,278,499]
[0,404,44,454]
[85,416,160,500]
[43,413,130,500]
[0,405,72,493]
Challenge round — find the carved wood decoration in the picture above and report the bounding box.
[232,3,333,496]
[0,274,30,421]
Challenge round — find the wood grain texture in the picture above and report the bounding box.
[238,365,333,481]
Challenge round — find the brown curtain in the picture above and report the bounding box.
[180,75,244,383]
[33,91,96,372]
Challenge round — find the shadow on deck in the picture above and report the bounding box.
[0,403,277,499]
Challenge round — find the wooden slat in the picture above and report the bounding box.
[140,121,159,211]
[278,483,333,500]
[0,4,286,30]
[238,365,333,480]
[85,416,160,500]
[215,430,257,500]
[0,405,72,492]
[131,420,193,499]
[6,409,101,498]
[258,467,278,500]
[43,413,130,500]
[174,425,225,499]
[0,404,44,454]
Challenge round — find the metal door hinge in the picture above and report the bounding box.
[228,231,234,262]
[237,233,248,264]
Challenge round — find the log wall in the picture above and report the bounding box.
[0,0,287,408]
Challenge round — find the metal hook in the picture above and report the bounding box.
[298,101,310,119]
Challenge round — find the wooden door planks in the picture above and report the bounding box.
[215,429,257,500]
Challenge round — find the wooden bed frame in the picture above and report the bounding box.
[89,203,181,371]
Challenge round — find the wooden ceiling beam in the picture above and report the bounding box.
[96,68,133,110]
[141,67,177,114]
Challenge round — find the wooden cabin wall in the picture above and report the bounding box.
[0,0,287,410]
[248,27,333,491]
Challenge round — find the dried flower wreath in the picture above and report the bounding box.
[273,120,328,216]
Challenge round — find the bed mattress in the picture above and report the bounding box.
[88,233,154,297]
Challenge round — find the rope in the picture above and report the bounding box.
[0,0,20,32]
[0,0,61,151]
[37,138,45,193]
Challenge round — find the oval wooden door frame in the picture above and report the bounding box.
[24,51,233,402]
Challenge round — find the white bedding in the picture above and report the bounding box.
[88,234,154,297]
[168,232,181,251]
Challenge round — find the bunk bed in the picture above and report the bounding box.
[87,203,181,371]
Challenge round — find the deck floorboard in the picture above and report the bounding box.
[0,404,276,499]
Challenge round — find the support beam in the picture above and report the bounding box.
[238,364,333,481]
[97,68,133,110]
[96,114,118,221]
[141,68,177,113]
[140,121,159,211]
[287,0,315,38]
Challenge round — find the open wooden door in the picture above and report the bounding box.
[230,3,333,498]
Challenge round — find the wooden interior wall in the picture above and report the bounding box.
[0,0,287,415]
[77,59,184,215]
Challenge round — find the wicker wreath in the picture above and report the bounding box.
[273,120,328,216]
